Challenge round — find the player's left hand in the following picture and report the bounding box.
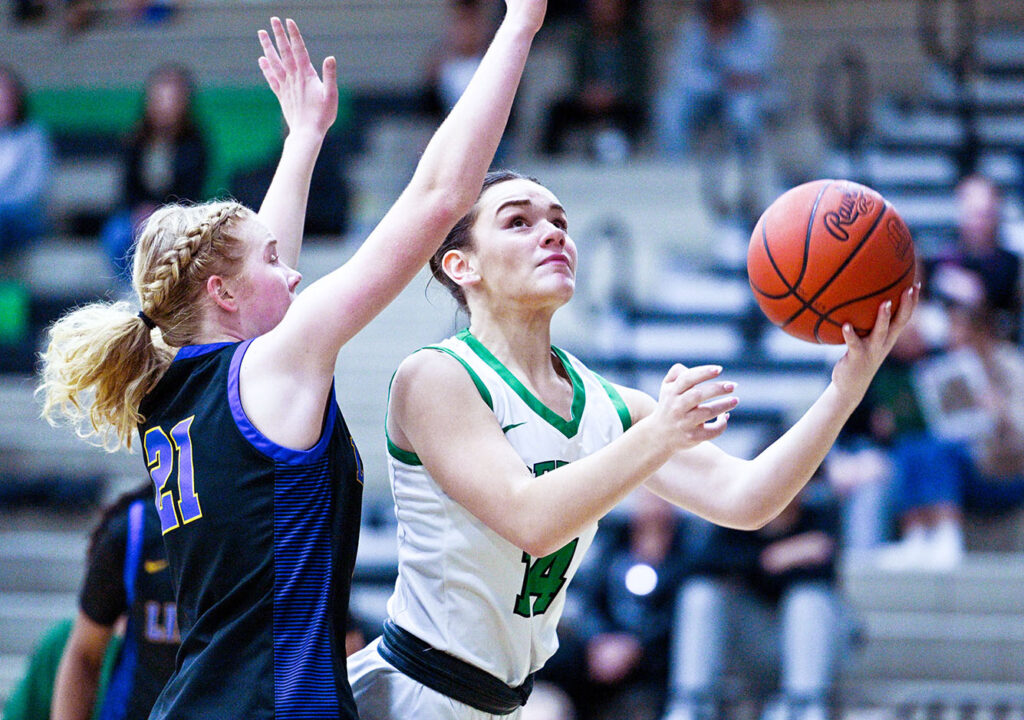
[831,283,920,401]
[257,17,338,139]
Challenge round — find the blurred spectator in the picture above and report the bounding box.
[876,267,1024,569]
[541,488,697,720]
[540,0,649,162]
[100,64,209,283]
[2,619,119,720]
[229,126,352,238]
[420,0,520,164]
[13,0,46,23]
[662,481,847,720]
[827,287,938,554]
[422,0,496,117]
[581,489,695,720]
[52,482,178,720]
[652,0,779,222]
[0,65,54,261]
[63,0,175,34]
[925,174,1022,343]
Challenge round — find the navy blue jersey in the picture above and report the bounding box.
[138,340,363,720]
[80,499,177,720]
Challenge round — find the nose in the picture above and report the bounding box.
[541,222,566,248]
[288,269,302,292]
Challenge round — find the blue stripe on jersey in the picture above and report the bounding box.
[173,342,235,360]
[274,454,339,718]
[228,340,338,465]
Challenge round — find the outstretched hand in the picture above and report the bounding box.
[257,17,338,140]
[832,283,920,400]
[647,363,738,452]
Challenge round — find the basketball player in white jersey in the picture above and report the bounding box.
[347,170,918,719]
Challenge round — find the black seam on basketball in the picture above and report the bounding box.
[813,260,916,341]
[753,181,835,301]
[780,199,890,329]
[798,180,832,290]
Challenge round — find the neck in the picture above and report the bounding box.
[467,306,559,382]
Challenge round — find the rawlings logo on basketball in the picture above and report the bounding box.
[822,189,875,241]
[886,217,912,260]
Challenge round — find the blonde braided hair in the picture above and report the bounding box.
[38,200,248,451]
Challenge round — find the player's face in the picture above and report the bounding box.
[467,179,577,311]
[231,215,302,336]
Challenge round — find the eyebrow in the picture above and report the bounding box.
[494,198,566,216]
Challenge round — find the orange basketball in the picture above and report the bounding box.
[746,179,916,344]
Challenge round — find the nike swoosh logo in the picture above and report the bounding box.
[144,559,168,574]
[501,422,526,434]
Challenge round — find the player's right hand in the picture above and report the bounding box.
[649,363,738,451]
[257,17,338,139]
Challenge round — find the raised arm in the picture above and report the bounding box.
[269,0,546,368]
[255,17,338,268]
[239,1,547,450]
[641,285,920,529]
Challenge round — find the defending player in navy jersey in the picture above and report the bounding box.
[38,6,546,718]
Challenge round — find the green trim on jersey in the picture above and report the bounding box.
[594,373,632,432]
[384,370,423,466]
[385,345,496,466]
[425,345,494,410]
[387,436,422,466]
[457,329,586,439]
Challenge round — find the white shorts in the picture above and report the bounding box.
[348,637,523,720]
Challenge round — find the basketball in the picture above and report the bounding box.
[746,179,916,344]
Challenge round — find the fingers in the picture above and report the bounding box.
[322,56,338,104]
[663,363,721,390]
[257,56,280,93]
[890,283,920,334]
[258,28,284,86]
[271,16,297,74]
[285,18,313,75]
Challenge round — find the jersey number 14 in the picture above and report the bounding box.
[514,460,578,617]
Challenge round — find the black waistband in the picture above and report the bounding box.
[377,618,534,715]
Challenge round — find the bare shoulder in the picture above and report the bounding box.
[390,347,484,411]
[608,382,656,425]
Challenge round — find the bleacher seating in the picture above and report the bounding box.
[3,0,1024,714]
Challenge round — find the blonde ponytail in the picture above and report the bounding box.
[37,199,247,451]
[38,301,174,451]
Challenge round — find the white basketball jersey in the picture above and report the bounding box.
[383,329,631,686]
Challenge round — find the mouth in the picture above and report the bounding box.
[540,253,573,270]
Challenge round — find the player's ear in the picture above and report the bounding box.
[206,275,238,312]
[442,249,480,290]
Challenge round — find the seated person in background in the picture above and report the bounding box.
[0,65,53,262]
[101,64,208,283]
[925,173,1021,343]
[662,479,846,720]
[422,0,496,117]
[652,0,778,223]
[541,0,649,161]
[877,266,1024,568]
[558,488,698,720]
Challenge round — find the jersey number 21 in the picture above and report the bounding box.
[144,417,203,534]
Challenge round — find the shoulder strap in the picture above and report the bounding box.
[123,500,146,607]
